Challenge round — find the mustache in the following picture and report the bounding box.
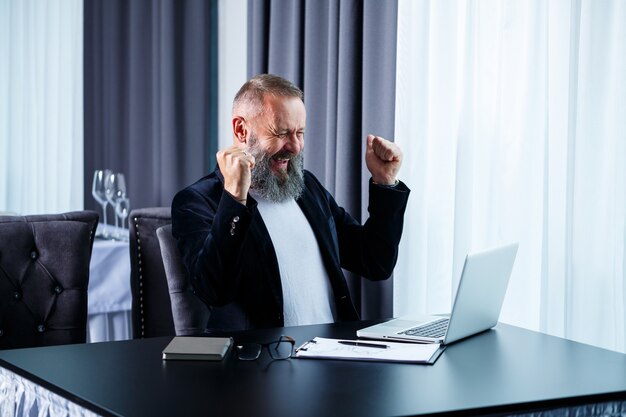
[271,150,297,160]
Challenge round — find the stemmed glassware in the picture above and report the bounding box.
[115,197,130,240]
[92,169,131,240]
[92,169,113,238]
[104,172,127,240]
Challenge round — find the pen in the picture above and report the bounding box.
[338,340,390,349]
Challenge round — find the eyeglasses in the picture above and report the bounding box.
[236,335,295,361]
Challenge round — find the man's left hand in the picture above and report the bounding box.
[365,134,403,185]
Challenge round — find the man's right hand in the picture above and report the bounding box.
[216,146,255,204]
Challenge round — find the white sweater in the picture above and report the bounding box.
[253,194,336,326]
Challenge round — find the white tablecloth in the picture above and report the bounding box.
[0,367,102,417]
[87,237,132,343]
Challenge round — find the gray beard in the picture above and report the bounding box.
[247,140,305,203]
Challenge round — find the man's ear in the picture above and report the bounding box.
[232,116,248,145]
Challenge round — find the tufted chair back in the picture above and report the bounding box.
[0,211,99,349]
[129,207,174,338]
[156,225,210,336]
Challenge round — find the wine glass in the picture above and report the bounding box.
[104,172,127,239]
[92,169,113,237]
[115,197,130,241]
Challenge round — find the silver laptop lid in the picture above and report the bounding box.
[442,242,518,344]
[355,242,518,344]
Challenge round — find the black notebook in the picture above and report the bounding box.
[162,337,233,361]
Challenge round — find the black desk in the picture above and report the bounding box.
[2,322,626,417]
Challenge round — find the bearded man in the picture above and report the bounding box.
[171,74,410,331]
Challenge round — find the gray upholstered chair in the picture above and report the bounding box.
[157,224,210,336]
[0,211,99,349]
[129,207,174,338]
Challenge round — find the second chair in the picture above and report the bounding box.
[157,224,210,336]
[129,207,174,338]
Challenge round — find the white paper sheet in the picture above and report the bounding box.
[295,337,444,364]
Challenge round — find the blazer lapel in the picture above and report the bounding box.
[297,186,359,321]
[297,188,340,268]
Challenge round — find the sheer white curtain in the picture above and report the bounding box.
[217,0,247,150]
[0,0,83,215]
[394,0,626,352]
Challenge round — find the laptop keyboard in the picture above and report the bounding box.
[399,318,449,338]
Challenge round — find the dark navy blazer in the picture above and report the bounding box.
[171,167,410,331]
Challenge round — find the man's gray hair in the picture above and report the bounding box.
[233,74,304,119]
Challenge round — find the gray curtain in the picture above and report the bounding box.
[248,0,399,319]
[84,0,218,213]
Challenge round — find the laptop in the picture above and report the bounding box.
[357,242,519,345]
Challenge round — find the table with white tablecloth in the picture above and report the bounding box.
[87,238,132,342]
